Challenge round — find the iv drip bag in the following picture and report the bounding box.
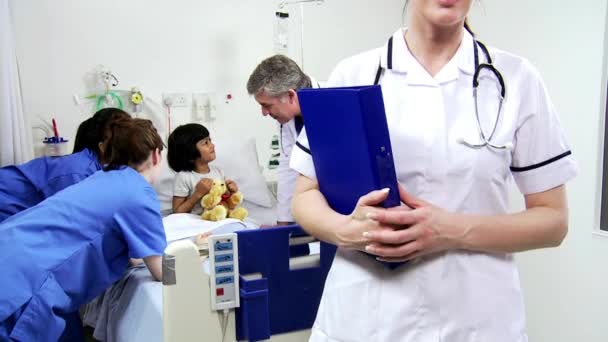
[274,10,289,54]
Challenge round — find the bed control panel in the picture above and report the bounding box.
[209,233,240,311]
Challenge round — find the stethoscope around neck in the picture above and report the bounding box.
[374,27,512,150]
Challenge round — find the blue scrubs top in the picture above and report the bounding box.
[0,167,166,342]
[0,148,102,223]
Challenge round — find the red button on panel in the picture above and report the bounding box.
[216,288,224,296]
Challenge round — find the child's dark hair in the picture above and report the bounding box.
[167,123,210,172]
[72,108,131,158]
[103,118,164,171]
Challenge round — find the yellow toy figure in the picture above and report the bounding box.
[201,179,248,221]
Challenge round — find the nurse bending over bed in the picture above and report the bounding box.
[0,108,131,223]
[0,117,167,342]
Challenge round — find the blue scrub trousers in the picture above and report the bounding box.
[0,275,84,342]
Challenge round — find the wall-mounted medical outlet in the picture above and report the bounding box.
[192,92,216,122]
[162,92,190,107]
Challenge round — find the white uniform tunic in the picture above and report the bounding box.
[277,118,300,222]
[277,78,320,223]
[290,29,578,342]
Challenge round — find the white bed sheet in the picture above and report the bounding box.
[111,267,163,342]
[84,220,252,342]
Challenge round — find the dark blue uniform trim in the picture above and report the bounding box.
[295,141,311,155]
[510,151,572,172]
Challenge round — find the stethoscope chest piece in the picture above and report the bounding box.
[458,39,512,150]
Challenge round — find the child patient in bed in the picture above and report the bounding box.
[167,123,240,216]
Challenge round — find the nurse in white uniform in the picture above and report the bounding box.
[290,0,578,341]
[247,54,320,225]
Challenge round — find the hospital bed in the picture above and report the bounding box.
[83,221,335,342]
[75,100,339,340]
[163,225,335,341]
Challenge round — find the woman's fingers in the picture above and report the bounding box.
[351,188,391,221]
[363,223,428,259]
[363,224,419,245]
[357,188,391,207]
[195,232,212,245]
[365,239,421,259]
[365,225,427,260]
[376,252,422,263]
[369,207,426,226]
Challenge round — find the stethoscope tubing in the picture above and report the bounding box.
[372,30,511,151]
[469,39,509,150]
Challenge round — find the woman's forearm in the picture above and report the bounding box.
[457,185,568,253]
[144,255,162,281]
[291,175,354,246]
[292,187,348,245]
[456,206,567,254]
[360,185,570,261]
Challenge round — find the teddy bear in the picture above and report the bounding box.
[200,179,248,221]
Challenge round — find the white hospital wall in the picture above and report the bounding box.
[470,1,608,341]
[9,0,402,163]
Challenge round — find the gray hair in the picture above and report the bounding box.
[247,55,312,97]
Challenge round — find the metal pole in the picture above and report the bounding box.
[300,2,305,70]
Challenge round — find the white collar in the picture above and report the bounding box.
[379,28,478,84]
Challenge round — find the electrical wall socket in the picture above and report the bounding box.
[162,92,190,107]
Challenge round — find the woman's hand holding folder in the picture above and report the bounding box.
[362,184,465,263]
[335,186,410,253]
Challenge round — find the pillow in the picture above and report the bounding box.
[153,149,177,216]
[211,136,274,208]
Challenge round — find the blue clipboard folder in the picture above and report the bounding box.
[297,85,404,269]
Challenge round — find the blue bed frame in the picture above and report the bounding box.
[235,225,336,341]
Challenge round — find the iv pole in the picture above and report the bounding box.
[277,0,324,71]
